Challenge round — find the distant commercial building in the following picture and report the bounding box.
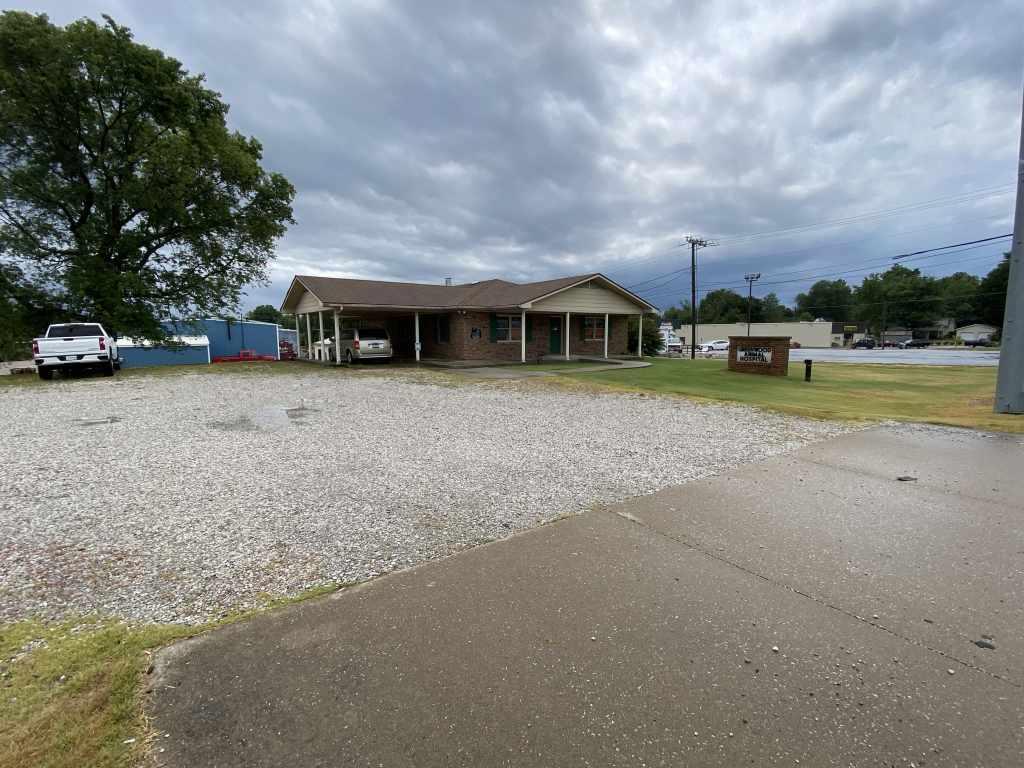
[675,321,867,348]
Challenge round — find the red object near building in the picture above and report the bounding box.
[278,340,297,360]
[212,348,277,363]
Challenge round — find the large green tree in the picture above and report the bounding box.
[975,254,1010,329]
[759,292,793,322]
[794,279,853,321]
[697,289,748,323]
[854,265,942,336]
[936,271,981,327]
[245,304,295,329]
[0,12,294,339]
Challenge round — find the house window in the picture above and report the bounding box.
[436,315,450,344]
[583,316,605,341]
[495,314,522,342]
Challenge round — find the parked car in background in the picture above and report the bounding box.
[33,322,119,379]
[699,339,729,352]
[898,339,931,349]
[963,338,991,347]
[852,338,875,349]
[337,327,393,363]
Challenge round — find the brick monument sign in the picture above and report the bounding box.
[727,336,790,376]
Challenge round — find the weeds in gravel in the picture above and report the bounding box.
[0,583,351,768]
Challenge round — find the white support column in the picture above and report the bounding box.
[333,310,341,366]
[637,313,643,359]
[565,311,571,360]
[604,313,609,359]
[318,311,325,363]
[295,315,302,359]
[521,310,527,363]
[414,312,421,362]
[305,313,313,360]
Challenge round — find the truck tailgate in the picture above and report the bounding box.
[37,337,103,356]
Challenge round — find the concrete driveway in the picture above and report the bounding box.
[149,425,1024,767]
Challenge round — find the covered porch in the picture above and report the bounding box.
[280,272,657,366]
[289,307,646,365]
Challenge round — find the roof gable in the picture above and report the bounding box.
[280,272,656,313]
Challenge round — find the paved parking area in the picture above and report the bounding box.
[150,424,1024,767]
[0,367,848,623]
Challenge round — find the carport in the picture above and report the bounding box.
[279,273,657,365]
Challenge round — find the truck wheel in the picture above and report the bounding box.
[345,350,354,365]
[38,367,54,380]
[102,359,115,376]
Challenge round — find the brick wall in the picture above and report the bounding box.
[727,336,791,376]
[418,312,630,361]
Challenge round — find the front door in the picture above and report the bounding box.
[549,317,561,354]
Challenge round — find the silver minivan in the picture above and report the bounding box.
[337,327,392,363]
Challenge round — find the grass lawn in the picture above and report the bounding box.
[0,584,345,768]
[566,358,1023,433]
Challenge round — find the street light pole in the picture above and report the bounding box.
[995,83,1024,413]
[744,273,761,336]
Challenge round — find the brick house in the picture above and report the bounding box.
[279,273,657,363]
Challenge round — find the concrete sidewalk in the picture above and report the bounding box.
[149,425,1024,767]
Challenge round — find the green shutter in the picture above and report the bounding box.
[580,316,587,341]
[525,315,533,342]
[489,313,498,342]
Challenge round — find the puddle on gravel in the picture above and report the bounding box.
[208,404,319,432]
[73,416,122,427]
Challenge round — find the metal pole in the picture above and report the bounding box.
[748,281,753,335]
[414,312,421,362]
[995,83,1024,413]
[744,273,760,336]
[690,240,697,359]
[880,300,887,350]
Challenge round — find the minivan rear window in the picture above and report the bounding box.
[47,324,103,337]
[359,329,388,340]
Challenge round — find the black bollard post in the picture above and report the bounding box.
[804,359,812,382]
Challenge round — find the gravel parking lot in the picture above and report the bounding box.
[1,367,852,624]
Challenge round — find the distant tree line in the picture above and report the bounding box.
[660,255,1011,338]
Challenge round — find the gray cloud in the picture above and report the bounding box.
[22,0,1024,309]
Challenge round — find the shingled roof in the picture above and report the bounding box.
[282,273,656,312]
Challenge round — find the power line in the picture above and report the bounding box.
[642,246,1007,304]
[623,229,1010,292]
[891,234,1013,260]
[710,184,1014,246]
[639,237,1010,301]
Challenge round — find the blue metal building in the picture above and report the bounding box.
[117,319,283,368]
[165,319,281,360]
[119,335,210,368]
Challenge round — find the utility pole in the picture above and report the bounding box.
[744,273,761,336]
[995,83,1024,413]
[686,236,715,358]
[880,300,887,350]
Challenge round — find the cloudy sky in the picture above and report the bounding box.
[23,0,1024,310]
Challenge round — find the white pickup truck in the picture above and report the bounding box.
[32,323,119,380]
